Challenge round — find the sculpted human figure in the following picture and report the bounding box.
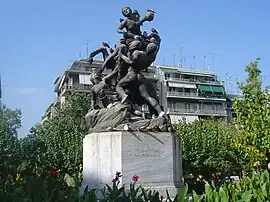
[117,7,155,45]
[89,73,116,109]
[98,38,129,83]
[116,40,165,117]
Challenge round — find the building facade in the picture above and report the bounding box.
[43,60,236,124]
[156,65,227,124]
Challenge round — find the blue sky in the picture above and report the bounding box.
[1,0,270,137]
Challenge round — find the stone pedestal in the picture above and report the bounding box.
[80,131,183,198]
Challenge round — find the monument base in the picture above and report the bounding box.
[80,131,183,198]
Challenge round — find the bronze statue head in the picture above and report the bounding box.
[121,7,132,17]
[146,42,157,54]
[128,40,142,51]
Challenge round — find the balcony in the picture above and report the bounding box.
[167,92,226,101]
[167,91,198,98]
[168,107,227,116]
[165,77,223,85]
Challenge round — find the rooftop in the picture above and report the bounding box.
[156,65,217,76]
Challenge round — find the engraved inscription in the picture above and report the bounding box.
[126,147,164,159]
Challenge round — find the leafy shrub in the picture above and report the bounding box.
[174,119,249,180]
[0,106,22,180]
[200,170,270,201]
[234,58,270,163]
[35,91,91,174]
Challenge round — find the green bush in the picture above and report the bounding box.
[0,105,22,180]
[200,170,270,201]
[234,58,270,162]
[35,91,91,174]
[174,119,249,180]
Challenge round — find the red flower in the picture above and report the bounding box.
[132,175,139,182]
[213,175,218,181]
[48,169,59,177]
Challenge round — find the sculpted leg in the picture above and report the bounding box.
[116,71,136,103]
[88,47,109,64]
[138,84,165,117]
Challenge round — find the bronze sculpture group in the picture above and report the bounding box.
[84,6,172,132]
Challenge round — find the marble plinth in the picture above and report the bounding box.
[80,131,183,198]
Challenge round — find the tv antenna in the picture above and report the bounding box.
[179,47,184,67]
[207,52,220,71]
[203,55,207,71]
[173,53,176,66]
[86,40,90,59]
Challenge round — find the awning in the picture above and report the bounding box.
[211,86,225,94]
[159,68,180,74]
[199,85,212,92]
[168,82,197,89]
[199,85,225,94]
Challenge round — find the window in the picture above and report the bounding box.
[185,103,191,111]
[79,74,92,85]
[168,102,176,109]
[73,75,79,84]
[165,73,171,79]
[169,87,175,92]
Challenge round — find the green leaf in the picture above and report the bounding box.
[176,185,188,202]
[192,190,201,202]
[64,173,76,188]
[241,190,253,202]
[219,187,228,202]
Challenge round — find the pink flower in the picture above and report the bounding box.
[132,175,139,182]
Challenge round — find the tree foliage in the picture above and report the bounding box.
[19,127,47,172]
[0,105,22,179]
[234,58,270,161]
[35,91,91,173]
[174,119,247,179]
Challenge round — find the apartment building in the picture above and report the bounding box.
[41,60,159,123]
[53,60,159,104]
[42,60,233,124]
[156,65,227,124]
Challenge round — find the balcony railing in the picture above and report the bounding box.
[167,92,226,100]
[165,77,223,85]
[167,91,198,97]
[168,108,227,115]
